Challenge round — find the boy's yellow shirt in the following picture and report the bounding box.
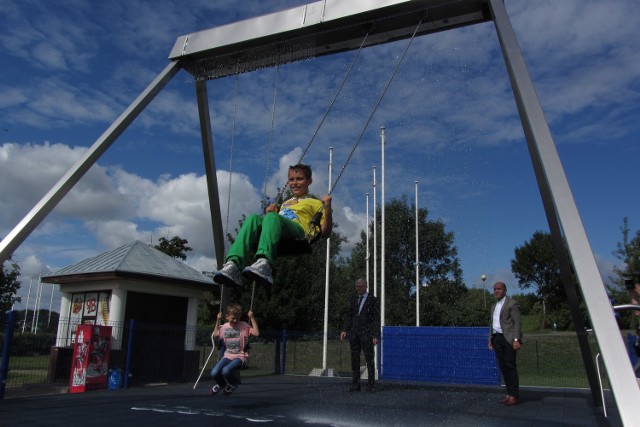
[279,196,323,236]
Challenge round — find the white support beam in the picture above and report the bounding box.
[169,0,490,79]
[489,0,640,423]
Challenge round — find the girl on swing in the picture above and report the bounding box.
[209,303,259,395]
[214,163,333,287]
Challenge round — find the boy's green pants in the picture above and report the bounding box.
[226,212,304,268]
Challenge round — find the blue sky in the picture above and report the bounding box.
[1,0,639,312]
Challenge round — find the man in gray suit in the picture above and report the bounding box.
[488,281,522,406]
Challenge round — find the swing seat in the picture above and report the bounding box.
[277,212,323,256]
[277,237,314,256]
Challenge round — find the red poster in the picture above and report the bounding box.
[84,293,98,317]
[70,324,112,393]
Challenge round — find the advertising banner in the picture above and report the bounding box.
[70,324,112,393]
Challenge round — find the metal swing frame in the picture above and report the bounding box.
[2,0,639,422]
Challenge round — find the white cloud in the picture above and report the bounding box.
[31,42,69,71]
[0,86,29,109]
[86,220,146,249]
[2,140,341,270]
[0,78,121,129]
[341,205,366,248]
[20,254,45,278]
[595,253,619,285]
[0,142,131,234]
[136,88,201,136]
[508,0,640,124]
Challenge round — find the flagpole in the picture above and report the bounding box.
[366,192,370,286]
[373,166,377,298]
[22,277,34,334]
[321,146,333,373]
[415,180,420,326]
[380,126,386,376]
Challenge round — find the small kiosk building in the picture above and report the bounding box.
[42,240,216,383]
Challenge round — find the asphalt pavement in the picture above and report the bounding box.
[0,375,621,426]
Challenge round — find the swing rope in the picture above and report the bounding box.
[250,282,256,312]
[261,64,280,212]
[271,19,419,200]
[195,284,224,389]
[203,67,262,386]
[274,30,370,204]
[225,71,239,243]
[212,68,242,326]
[329,18,422,194]
[218,69,242,315]
[263,20,420,254]
[279,20,420,254]
[273,20,420,251]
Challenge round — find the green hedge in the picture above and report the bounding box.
[0,332,56,356]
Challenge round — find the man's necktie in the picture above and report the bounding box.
[357,295,363,315]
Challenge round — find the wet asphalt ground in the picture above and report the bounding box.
[0,375,621,426]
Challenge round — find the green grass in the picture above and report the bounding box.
[521,314,543,333]
[517,334,593,388]
[2,355,50,384]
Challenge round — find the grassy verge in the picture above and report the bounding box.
[3,355,49,384]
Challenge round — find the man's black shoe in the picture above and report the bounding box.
[348,383,361,392]
[368,385,376,393]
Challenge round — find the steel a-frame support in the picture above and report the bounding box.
[489,0,640,422]
[194,80,229,307]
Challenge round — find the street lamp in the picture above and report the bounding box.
[481,274,487,309]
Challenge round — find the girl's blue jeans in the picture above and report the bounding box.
[210,357,244,387]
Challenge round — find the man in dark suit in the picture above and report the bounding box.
[340,278,380,392]
[488,281,522,406]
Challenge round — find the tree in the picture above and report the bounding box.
[16,308,59,333]
[154,236,193,260]
[1,257,22,325]
[612,217,640,282]
[345,195,466,327]
[609,217,640,329]
[511,230,566,329]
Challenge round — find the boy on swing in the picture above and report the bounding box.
[214,163,333,287]
[209,303,259,395]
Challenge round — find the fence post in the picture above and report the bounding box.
[124,319,135,388]
[1,310,17,399]
[274,333,281,374]
[280,328,287,375]
[627,333,638,368]
[535,339,540,375]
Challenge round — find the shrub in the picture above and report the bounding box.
[0,332,56,356]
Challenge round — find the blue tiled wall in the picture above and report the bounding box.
[381,326,501,385]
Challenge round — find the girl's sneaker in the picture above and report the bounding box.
[222,384,236,395]
[208,384,221,396]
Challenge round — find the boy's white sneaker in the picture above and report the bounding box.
[242,258,273,286]
[214,261,242,287]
